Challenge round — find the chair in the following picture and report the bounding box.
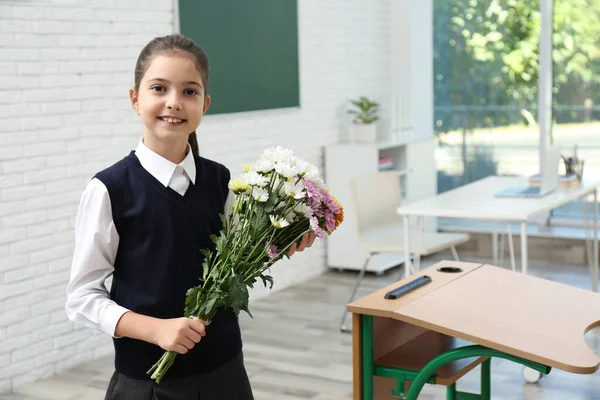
[339,171,471,332]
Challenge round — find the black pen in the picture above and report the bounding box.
[384,275,432,299]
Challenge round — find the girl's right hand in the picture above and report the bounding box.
[153,317,206,354]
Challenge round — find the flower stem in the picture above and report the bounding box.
[147,351,178,384]
[245,228,311,285]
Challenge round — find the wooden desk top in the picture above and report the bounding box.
[347,260,600,374]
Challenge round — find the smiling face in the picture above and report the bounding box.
[129,53,211,151]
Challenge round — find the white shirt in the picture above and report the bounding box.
[65,139,234,337]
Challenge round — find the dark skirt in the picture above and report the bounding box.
[104,352,254,400]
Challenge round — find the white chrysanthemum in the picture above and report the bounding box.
[262,146,294,163]
[275,162,298,180]
[284,211,296,223]
[251,158,275,173]
[283,181,306,199]
[269,215,290,229]
[294,203,314,218]
[251,187,269,202]
[293,158,319,179]
[310,177,326,190]
[228,178,250,194]
[305,165,320,179]
[242,171,269,187]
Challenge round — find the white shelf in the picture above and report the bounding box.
[376,131,415,149]
[376,131,432,150]
[326,0,435,273]
[324,139,436,273]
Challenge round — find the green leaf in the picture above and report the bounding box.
[226,274,249,316]
[259,273,274,289]
[348,96,379,123]
[251,207,267,236]
[236,261,251,276]
[212,234,227,256]
[242,305,254,319]
[350,100,363,109]
[200,249,212,258]
[247,277,257,289]
[199,291,221,319]
[185,287,198,307]
[486,31,503,43]
[184,286,204,317]
[210,266,220,281]
[201,257,211,280]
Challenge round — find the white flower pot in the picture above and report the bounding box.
[352,123,377,143]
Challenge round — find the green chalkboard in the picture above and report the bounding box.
[178,0,300,115]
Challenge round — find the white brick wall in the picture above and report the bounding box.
[0,0,391,393]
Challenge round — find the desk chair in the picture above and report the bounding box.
[339,171,471,332]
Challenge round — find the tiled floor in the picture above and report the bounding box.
[3,252,600,399]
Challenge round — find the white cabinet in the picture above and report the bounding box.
[324,137,436,273]
[324,0,435,273]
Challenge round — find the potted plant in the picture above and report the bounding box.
[347,96,379,142]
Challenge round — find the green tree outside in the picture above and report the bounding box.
[434,0,600,134]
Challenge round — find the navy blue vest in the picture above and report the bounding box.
[94,151,242,380]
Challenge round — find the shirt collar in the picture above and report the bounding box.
[135,139,196,187]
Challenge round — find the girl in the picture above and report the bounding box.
[65,34,315,400]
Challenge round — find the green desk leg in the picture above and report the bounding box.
[362,315,374,400]
[404,345,551,400]
[446,383,457,400]
[481,358,491,398]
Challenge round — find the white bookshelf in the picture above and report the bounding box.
[324,0,435,274]
[324,137,436,274]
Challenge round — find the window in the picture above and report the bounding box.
[433,0,542,193]
[551,0,600,221]
[433,0,600,228]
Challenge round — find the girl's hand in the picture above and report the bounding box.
[287,232,316,257]
[153,317,206,354]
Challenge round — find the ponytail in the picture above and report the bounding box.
[188,131,199,156]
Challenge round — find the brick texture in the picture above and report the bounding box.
[0,0,392,393]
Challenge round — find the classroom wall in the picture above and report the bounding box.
[0,0,392,393]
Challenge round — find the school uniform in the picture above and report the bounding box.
[65,140,253,399]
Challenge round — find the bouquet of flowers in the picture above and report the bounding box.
[147,146,344,383]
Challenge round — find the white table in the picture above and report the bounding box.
[396,176,599,291]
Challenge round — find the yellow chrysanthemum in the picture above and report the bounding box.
[330,196,344,234]
[242,163,251,173]
[228,178,250,194]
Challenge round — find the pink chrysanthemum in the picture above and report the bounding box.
[303,179,323,202]
[322,191,340,214]
[314,207,325,218]
[266,242,278,259]
[309,216,324,238]
[325,213,336,233]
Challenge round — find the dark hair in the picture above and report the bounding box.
[133,34,209,156]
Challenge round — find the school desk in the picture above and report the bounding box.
[347,260,600,399]
[395,176,599,291]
